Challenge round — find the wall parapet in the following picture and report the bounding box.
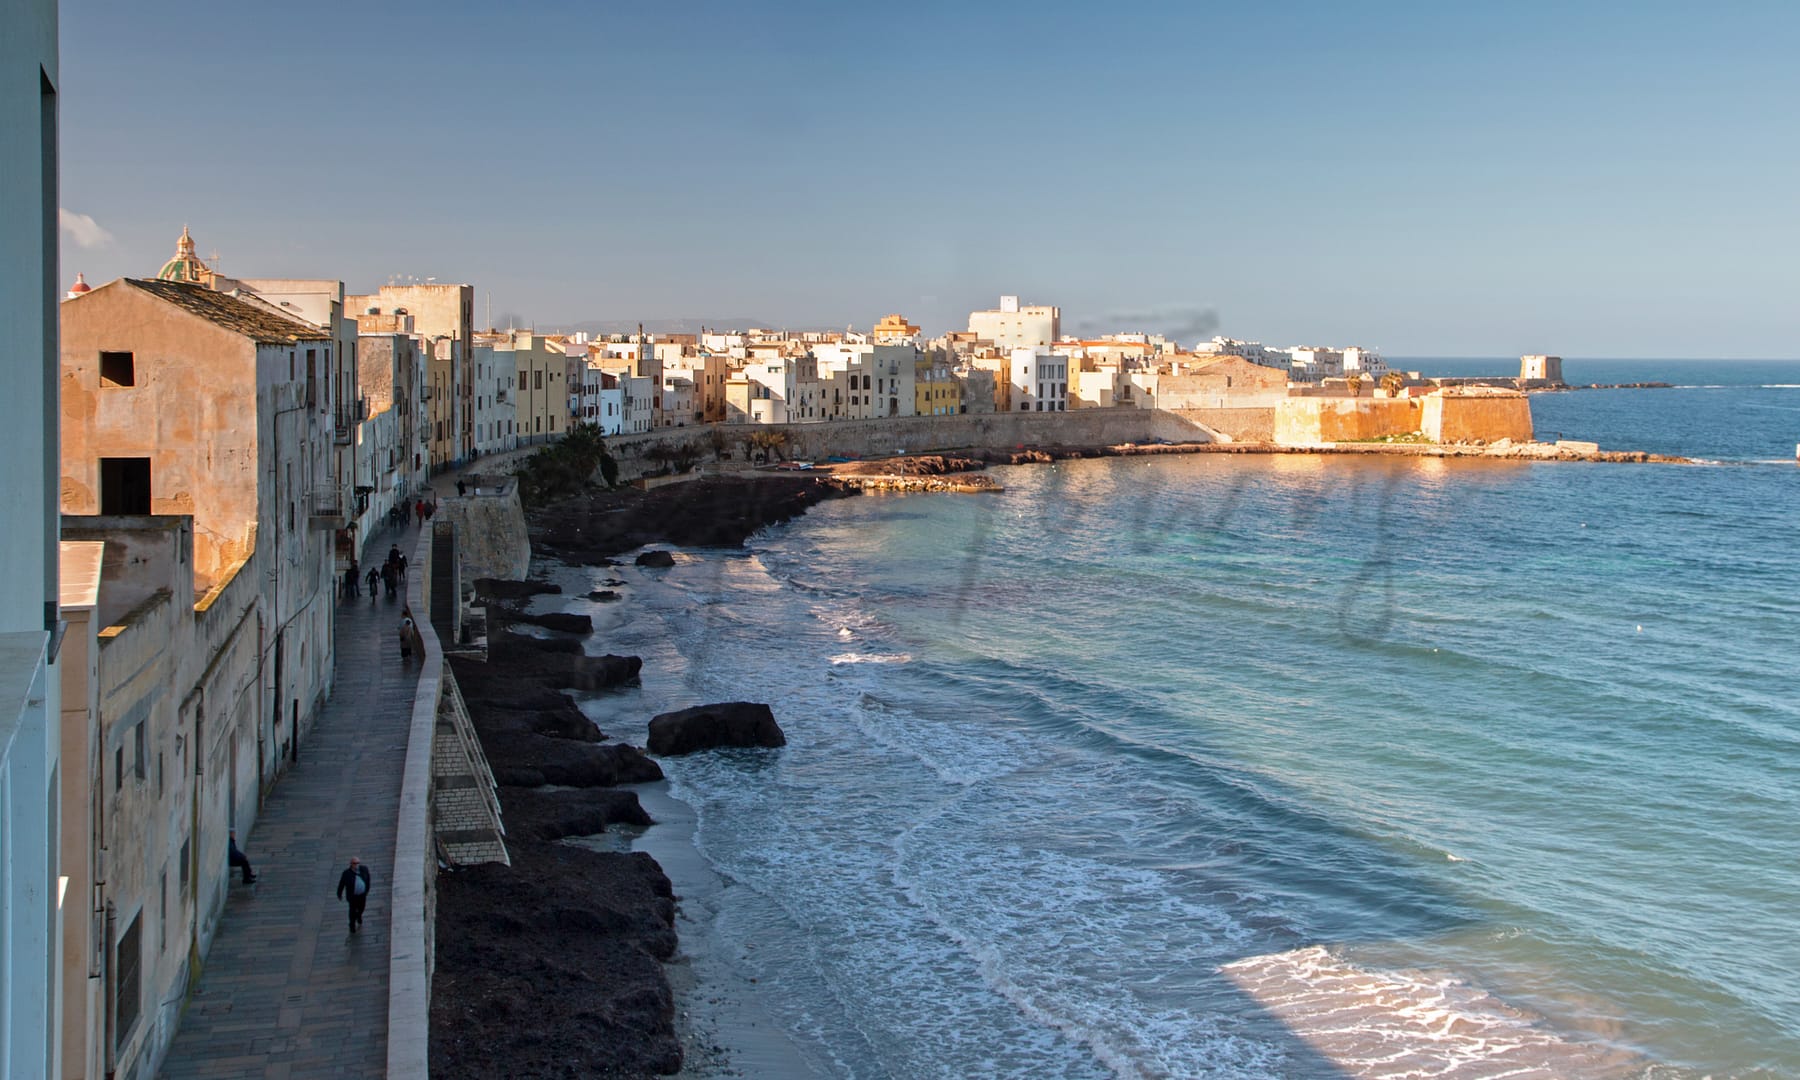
[389,524,441,1078]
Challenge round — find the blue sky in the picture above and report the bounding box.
[57,1,1800,356]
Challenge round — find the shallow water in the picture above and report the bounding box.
[575,361,1800,1078]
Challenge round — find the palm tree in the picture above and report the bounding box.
[1344,372,1365,397]
[1380,370,1405,396]
[748,428,789,462]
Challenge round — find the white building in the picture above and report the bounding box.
[1287,346,1345,381]
[867,344,918,418]
[1344,347,1388,377]
[969,294,1060,349]
[620,373,654,434]
[1195,336,1290,370]
[2,5,66,1075]
[660,374,696,427]
[471,341,514,454]
[733,356,825,424]
[597,379,625,436]
[813,341,878,421]
[1010,347,1070,412]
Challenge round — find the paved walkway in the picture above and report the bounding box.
[159,526,427,1079]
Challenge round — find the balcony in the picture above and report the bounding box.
[308,483,351,529]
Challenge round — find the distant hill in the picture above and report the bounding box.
[549,317,798,336]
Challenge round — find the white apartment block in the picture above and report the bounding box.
[1196,336,1290,370]
[867,344,918,418]
[471,342,514,454]
[1010,347,1070,412]
[620,374,656,434]
[969,294,1060,349]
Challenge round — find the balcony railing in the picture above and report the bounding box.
[309,483,351,529]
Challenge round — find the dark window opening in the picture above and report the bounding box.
[99,457,151,515]
[100,351,135,387]
[115,911,143,1046]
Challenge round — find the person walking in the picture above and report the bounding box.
[336,857,372,934]
[415,498,425,527]
[381,562,397,598]
[456,479,467,497]
[344,559,361,598]
[366,565,380,601]
[398,608,418,660]
[227,830,256,884]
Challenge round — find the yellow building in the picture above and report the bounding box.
[873,313,921,343]
[915,352,964,416]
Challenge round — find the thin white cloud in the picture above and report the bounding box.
[59,209,114,249]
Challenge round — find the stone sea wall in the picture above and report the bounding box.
[434,484,530,583]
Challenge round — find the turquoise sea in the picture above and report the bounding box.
[581,359,1800,1078]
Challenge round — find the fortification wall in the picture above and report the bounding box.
[434,485,529,583]
[1274,398,1424,444]
[1422,393,1534,443]
[1172,407,1276,443]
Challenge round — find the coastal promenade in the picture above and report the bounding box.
[157,524,425,1080]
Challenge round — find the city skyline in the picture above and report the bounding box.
[58,0,1800,357]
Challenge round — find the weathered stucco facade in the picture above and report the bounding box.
[56,518,266,1080]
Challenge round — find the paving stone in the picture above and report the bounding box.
[158,525,425,1079]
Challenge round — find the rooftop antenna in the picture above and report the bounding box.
[486,292,492,331]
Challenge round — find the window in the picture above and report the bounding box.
[100,351,135,386]
[534,370,543,390]
[180,838,190,897]
[115,911,143,1046]
[115,746,123,791]
[99,457,151,514]
[134,722,146,780]
[159,871,168,952]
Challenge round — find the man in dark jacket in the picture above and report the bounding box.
[336,857,372,933]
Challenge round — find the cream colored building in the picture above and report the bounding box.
[487,330,566,444]
[60,278,340,1080]
[347,284,475,462]
[662,352,730,424]
[969,294,1060,349]
[728,356,825,424]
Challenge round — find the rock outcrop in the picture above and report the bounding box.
[635,550,676,568]
[472,577,562,601]
[647,702,786,756]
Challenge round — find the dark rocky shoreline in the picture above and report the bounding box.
[430,475,858,1078]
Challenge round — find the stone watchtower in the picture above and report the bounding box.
[1520,354,1564,384]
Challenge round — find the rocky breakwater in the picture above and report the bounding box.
[828,453,1003,492]
[431,578,682,1079]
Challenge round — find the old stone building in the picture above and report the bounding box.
[57,277,343,1078]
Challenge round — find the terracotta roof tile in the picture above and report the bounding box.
[125,278,330,344]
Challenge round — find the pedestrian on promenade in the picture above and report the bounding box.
[343,559,360,599]
[336,857,372,934]
[396,552,408,582]
[366,565,380,600]
[456,479,467,497]
[381,563,397,598]
[424,501,436,523]
[399,608,418,660]
[415,498,425,526]
[227,830,256,884]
